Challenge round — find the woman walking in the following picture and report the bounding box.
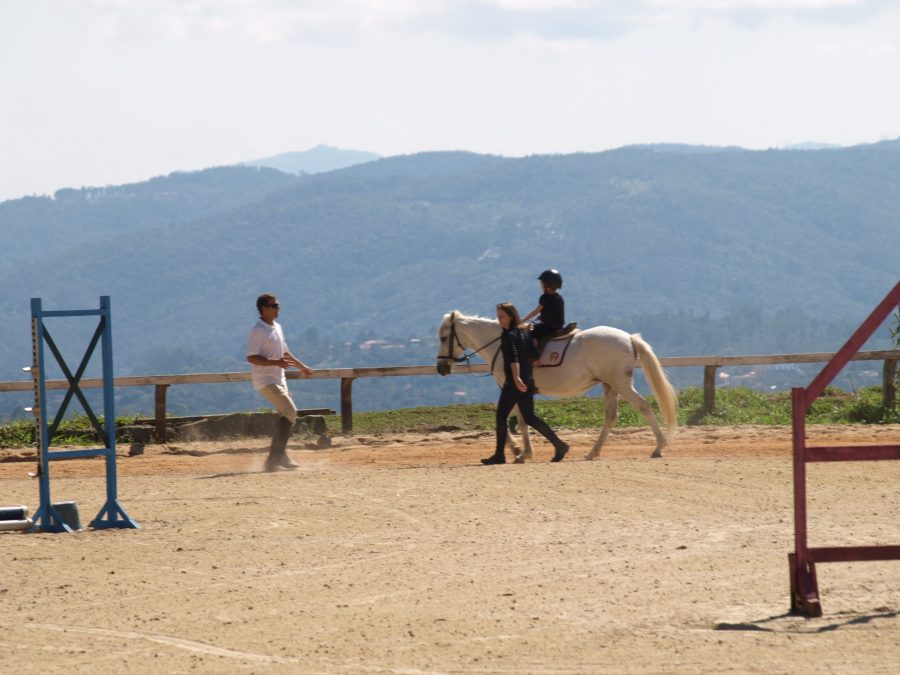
[482,303,569,465]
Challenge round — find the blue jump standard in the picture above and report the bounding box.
[29,296,138,533]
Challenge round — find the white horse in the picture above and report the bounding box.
[436,311,677,461]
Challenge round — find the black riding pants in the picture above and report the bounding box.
[495,383,563,455]
[531,323,561,343]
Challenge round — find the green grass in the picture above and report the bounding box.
[0,413,143,448]
[1,386,896,448]
[323,385,897,436]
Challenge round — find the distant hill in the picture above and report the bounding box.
[781,142,844,151]
[1,141,898,419]
[241,145,381,175]
[0,166,302,262]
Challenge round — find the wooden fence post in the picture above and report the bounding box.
[703,365,717,413]
[884,359,897,411]
[154,384,169,443]
[3,350,900,434]
[340,377,354,433]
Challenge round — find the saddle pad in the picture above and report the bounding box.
[534,332,577,368]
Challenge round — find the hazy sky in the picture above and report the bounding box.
[2,0,899,202]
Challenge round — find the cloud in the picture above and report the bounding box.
[42,0,895,45]
[866,41,895,56]
[57,0,434,45]
[404,0,894,42]
[649,0,859,8]
[645,0,893,28]
[421,2,635,41]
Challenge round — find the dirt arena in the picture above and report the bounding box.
[1,423,899,674]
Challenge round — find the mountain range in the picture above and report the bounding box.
[241,145,381,175]
[1,141,898,419]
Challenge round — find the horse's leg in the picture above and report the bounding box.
[585,383,617,460]
[617,384,668,458]
[512,404,533,463]
[504,415,520,457]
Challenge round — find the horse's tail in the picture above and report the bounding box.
[630,333,678,438]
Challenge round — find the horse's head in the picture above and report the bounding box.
[435,311,459,376]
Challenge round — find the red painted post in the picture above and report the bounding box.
[788,281,900,617]
[790,386,821,616]
[791,387,807,568]
[805,281,900,402]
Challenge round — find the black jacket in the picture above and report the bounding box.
[500,327,533,387]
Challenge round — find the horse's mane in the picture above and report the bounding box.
[445,310,495,322]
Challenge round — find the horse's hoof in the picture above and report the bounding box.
[650,449,664,458]
[583,454,594,461]
[513,455,526,464]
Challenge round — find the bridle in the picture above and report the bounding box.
[437,313,501,371]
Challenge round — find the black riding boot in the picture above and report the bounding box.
[529,418,569,462]
[265,416,297,471]
[550,440,570,462]
[481,452,506,465]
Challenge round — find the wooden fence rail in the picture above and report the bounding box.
[1,350,896,438]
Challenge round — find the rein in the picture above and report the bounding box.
[437,314,501,373]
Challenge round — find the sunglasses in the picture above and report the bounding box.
[266,303,280,309]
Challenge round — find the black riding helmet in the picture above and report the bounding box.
[538,269,563,290]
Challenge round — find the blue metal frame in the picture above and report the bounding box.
[29,296,139,533]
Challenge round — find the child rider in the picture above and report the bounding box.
[523,269,565,348]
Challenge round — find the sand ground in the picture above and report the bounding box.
[1,423,899,674]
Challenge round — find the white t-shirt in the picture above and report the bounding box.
[247,319,289,390]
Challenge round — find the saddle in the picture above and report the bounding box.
[532,322,578,368]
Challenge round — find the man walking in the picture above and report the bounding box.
[247,293,313,472]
